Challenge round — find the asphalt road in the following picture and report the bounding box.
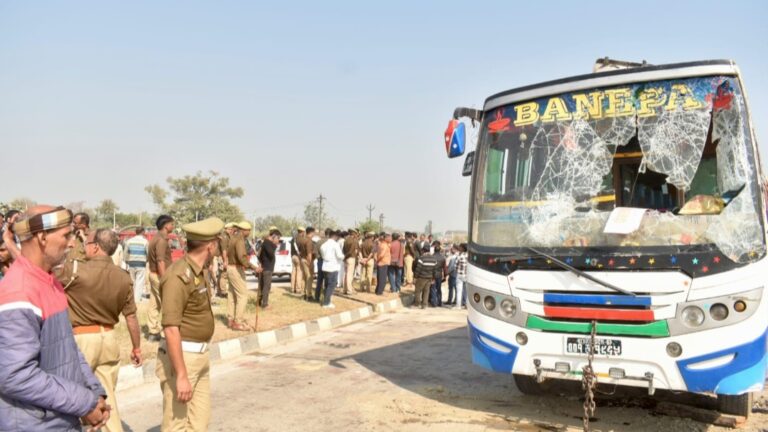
[118,306,768,432]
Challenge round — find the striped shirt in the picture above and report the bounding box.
[456,252,468,278]
[125,235,149,267]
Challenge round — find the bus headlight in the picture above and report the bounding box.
[709,303,729,321]
[681,306,705,328]
[499,299,516,318]
[483,296,496,311]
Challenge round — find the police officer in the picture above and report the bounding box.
[213,222,233,297]
[290,227,305,294]
[60,229,141,432]
[156,217,224,432]
[359,232,375,292]
[67,212,91,262]
[298,227,315,301]
[226,221,261,330]
[147,214,175,342]
[342,228,359,294]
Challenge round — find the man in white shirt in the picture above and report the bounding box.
[319,230,344,308]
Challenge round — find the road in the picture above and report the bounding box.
[118,306,768,431]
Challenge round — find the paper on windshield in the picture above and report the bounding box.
[603,207,647,234]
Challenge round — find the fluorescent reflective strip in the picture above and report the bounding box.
[526,316,669,337]
[478,335,513,353]
[544,306,654,322]
[686,354,736,371]
[544,293,651,307]
[0,301,43,317]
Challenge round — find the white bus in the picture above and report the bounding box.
[446,59,767,417]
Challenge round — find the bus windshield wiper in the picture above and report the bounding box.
[526,247,636,297]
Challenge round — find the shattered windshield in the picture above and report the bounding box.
[473,75,765,263]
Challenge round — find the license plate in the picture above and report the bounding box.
[565,337,622,356]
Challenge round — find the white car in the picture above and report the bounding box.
[249,237,294,279]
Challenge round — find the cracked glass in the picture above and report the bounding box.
[473,76,764,263]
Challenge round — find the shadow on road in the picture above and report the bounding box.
[337,325,715,431]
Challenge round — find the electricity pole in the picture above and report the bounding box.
[317,194,325,230]
[379,213,385,232]
[366,204,375,222]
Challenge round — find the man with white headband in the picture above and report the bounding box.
[0,205,110,431]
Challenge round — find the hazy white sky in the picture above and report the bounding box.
[1,1,767,232]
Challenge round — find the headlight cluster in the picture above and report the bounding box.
[468,283,526,326]
[668,287,761,336]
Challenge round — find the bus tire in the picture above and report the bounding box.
[513,374,547,396]
[717,392,753,418]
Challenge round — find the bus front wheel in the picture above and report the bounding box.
[717,392,753,418]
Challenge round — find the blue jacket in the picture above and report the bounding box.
[0,256,105,431]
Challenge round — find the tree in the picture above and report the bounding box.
[303,201,337,230]
[95,199,119,226]
[145,171,244,225]
[356,220,379,235]
[8,197,37,212]
[253,214,304,237]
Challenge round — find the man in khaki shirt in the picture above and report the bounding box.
[342,229,359,294]
[359,232,375,292]
[290,227,305,294]
[147,214,174,341]
[60,229,141,432]
[298,227,315,301]
[226,221,261,330]
[156,216,223,432]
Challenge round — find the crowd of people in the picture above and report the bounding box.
[0,206,469,431]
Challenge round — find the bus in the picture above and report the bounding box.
[446,59,767,417]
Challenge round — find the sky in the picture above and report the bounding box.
[1,1,767,233]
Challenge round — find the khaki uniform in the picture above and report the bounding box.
[404,240,419,285]
[290,234,304,293]
[217,231,231,294]
[156,255,215,432]
[226,233,253,324]
[359,239,374,292]
[61,256,135,432]
[342,234,359,294]
[298,235,314,299]
[148,231,172,335]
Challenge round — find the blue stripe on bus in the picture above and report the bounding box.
[677,327,768,394]
[543,293,651,307]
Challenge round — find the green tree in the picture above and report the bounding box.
[146,171,244,225]
[253,214,304,237]
[94,199,119,227]
[8,197,37,211]
[356,220,379,235]
[303,201,337,230]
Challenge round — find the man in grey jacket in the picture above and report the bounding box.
[0,205,109,431]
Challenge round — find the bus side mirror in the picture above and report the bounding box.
[462,151,475,177]
[444,120,466,158]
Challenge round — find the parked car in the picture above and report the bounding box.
[250,237,294,279]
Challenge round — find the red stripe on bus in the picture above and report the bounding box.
[543,306,654,322]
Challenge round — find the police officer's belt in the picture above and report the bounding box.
[160,339,209,353]
[72,324,114,335]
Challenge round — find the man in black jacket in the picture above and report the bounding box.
[413,245,441,309]
[429,242,447,306]
[258,229,281,309]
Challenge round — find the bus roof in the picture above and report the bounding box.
[484,59,739,112]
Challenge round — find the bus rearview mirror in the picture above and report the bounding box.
[445,120,466,158]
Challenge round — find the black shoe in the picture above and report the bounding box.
[147,333,162,342]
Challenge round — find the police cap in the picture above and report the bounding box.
[183,217,225,241]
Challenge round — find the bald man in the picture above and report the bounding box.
[0,205,110,431]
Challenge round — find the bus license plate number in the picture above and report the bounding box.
[565,337,622,356]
